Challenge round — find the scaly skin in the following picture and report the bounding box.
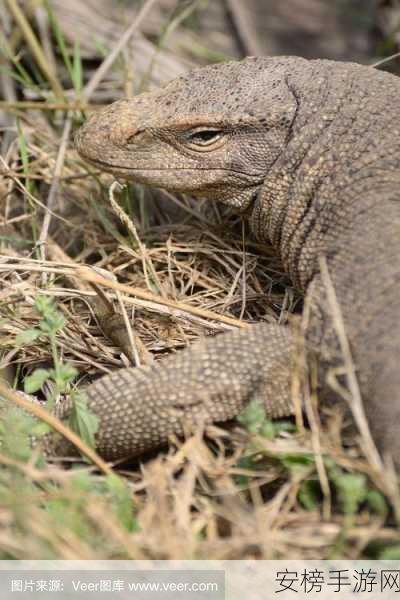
[71,57,400,464]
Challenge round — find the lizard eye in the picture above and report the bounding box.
[187,127,224,148]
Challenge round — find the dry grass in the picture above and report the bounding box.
[0,0,400,560]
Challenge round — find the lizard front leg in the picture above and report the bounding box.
[50,323,296,461]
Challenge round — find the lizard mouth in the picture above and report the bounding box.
[79,154,262,179]
[78,153,262,212]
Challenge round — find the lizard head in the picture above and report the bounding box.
[76,56,303,211]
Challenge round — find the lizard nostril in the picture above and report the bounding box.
[126,129,149,146]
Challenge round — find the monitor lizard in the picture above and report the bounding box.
[70,56,400,465]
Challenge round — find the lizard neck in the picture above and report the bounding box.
[249,61,400,291]
[249,70,347,288]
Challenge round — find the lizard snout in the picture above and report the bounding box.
[75,99,135,163]
[75,111,112,163]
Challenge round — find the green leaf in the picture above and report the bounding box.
[259,421,276,439]
[281,453,315,474]
[30,421,51,438]
[24,369,51,393]
[45,1,73,82]
[0,65,38,92]
[35,295,54,316]
[333,472,368,516]
[17,119,29,176]
[273,420,297,434]
[298,479,321,511]
[234,455,259,486]
[0,31,39,91]
[106,474,138,532]
[39,311,66,334]
[365,489,388,517]
[379,544,400,560]
[56,363,78,386]
[0,408,37,461]
[72,41,82,95]
[237,399,266,433]
[68,392,99,449]
[15,328,41,347]
[92,36,109,58]
[71,471,95,493]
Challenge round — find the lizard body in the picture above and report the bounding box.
[73,57,400,464]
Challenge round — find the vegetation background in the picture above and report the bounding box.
[1,0,400,559]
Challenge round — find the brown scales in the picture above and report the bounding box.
[70,56,400,465]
